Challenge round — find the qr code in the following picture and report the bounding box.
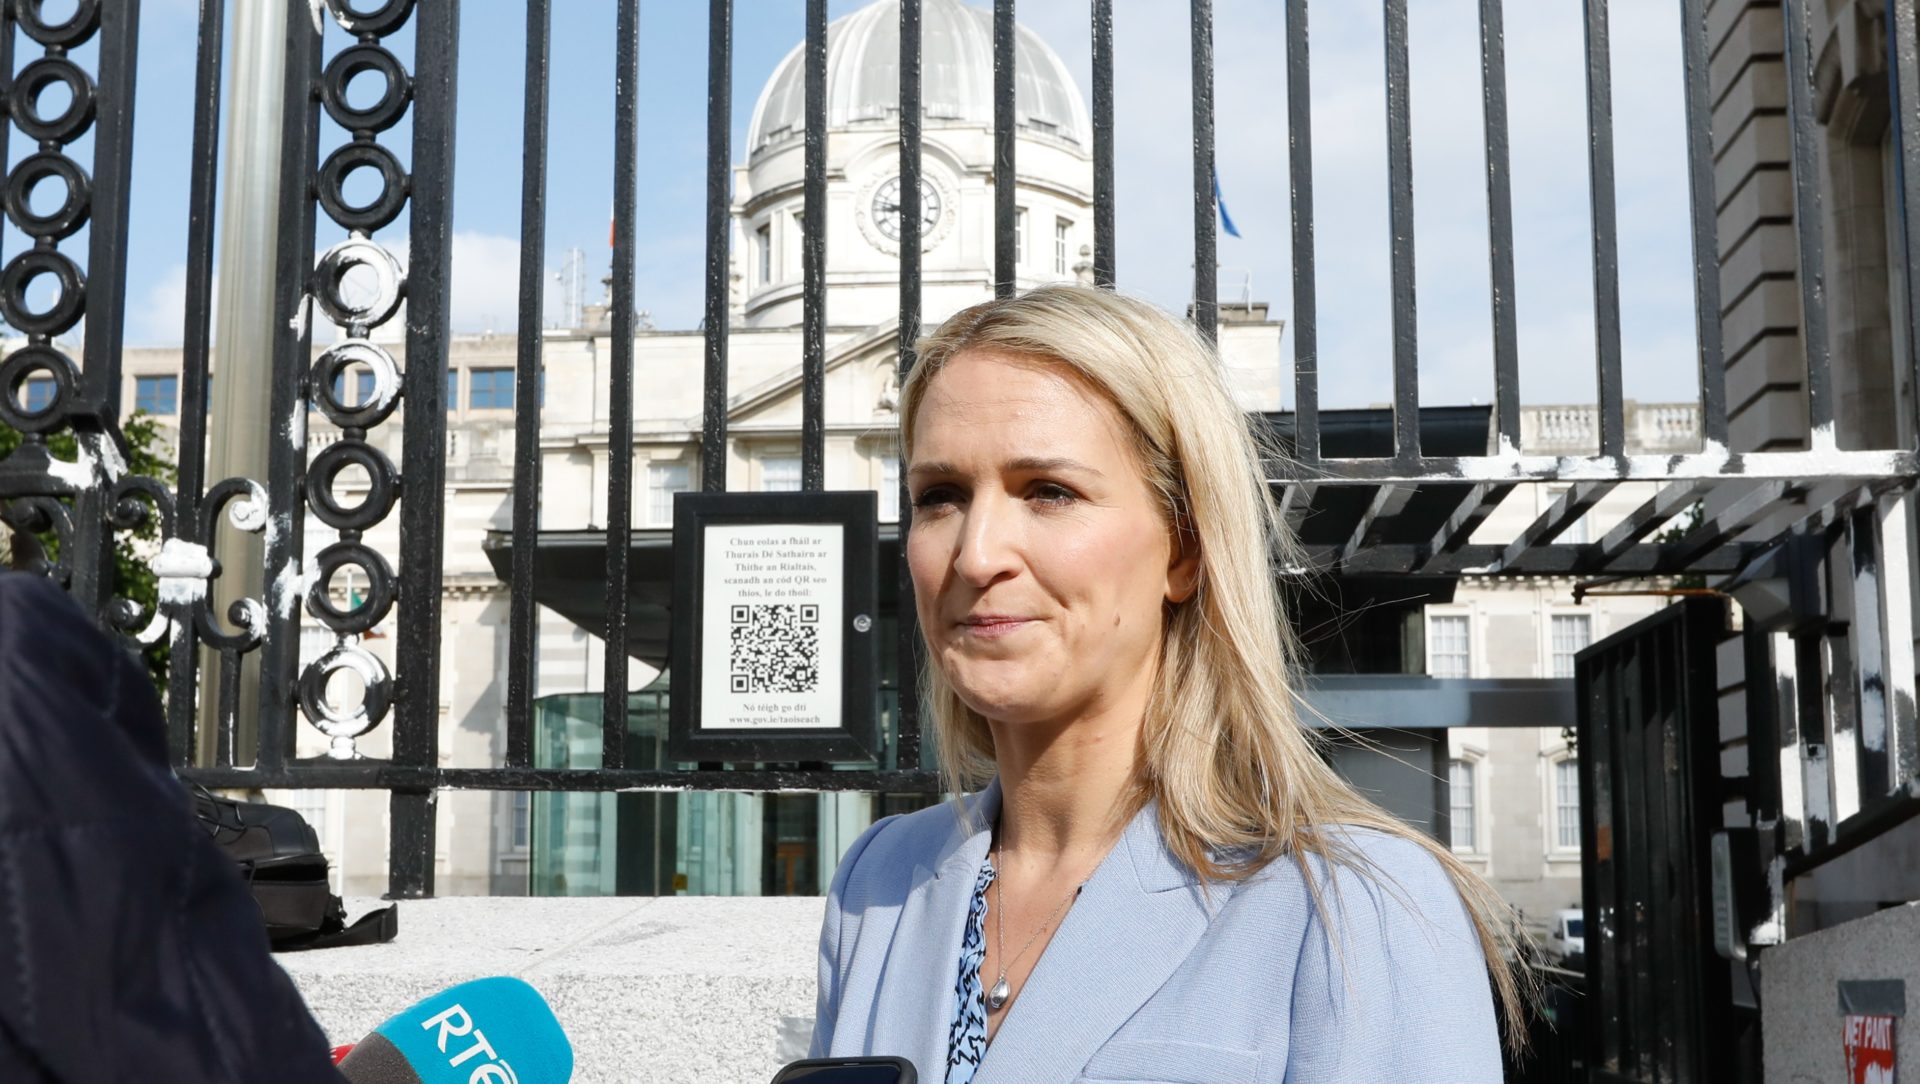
[729,604,820,694]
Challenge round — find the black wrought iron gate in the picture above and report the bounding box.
[1575,598,1747,1084]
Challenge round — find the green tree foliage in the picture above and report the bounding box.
[0,412,178,690]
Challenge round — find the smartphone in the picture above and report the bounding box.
[769,1056,917,1083]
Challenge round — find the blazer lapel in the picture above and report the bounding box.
[866,782,1000,1078]
[975,801,1213,1083]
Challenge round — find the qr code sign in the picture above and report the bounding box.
[729,604,821,694]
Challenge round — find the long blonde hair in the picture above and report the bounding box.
[900,284,1531,1051]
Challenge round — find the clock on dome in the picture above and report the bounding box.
[869,175,942,244]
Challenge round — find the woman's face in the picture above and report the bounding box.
[906,348,1197,731]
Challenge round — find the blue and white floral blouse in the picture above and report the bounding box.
[943,856,996,1084]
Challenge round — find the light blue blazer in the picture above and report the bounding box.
[808,780,1502,1082]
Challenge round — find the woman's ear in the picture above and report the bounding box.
[1166,496,1201,604]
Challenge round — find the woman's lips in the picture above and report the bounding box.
[957,616,1032,639]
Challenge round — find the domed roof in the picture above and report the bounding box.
[747,0,1090,156]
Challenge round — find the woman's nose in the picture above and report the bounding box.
[951,494,1021,588]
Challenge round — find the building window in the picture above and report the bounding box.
[879,455,900,522]
[1554,758,1581,850]
[761,456,801,493]
[1428,614,1471,678]
[757,222,772,286]
[1054,218,1070,275]
[510,791,531,851]
[1550,614,1592,679]
[20,377,54,413]
[1547,486,1588,544]
[469,367,514,410]
[1013,207,1027,265]
[134,375,178,415]
[646,461,690,526]
[1448,759,1476,851]
[446,368,459,411]
[354,368,376,407]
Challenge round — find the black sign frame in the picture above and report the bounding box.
[667,490,880,762]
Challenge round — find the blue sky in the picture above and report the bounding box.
[103,0,1705,410]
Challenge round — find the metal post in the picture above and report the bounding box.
[198,0,288,767]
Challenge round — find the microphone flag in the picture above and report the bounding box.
[337,976,574,1083]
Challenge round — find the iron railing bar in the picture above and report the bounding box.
[1822,624,1863,824]
[0,6,11,275]
[1663,479,1794,569]
[1477,0,1521,448]
[1337,483,1415,565]
[1769,628,1810,849]
[1795,629,1835,850]
[1421,481,1516,563]
[59,1,142,621]
[1383,0,1417,461]
[1890,0,1920,447]
[1779,0,1834,448]
[1497,480,1615,571]
[701,0,734,491]
[993,0,1015,297]
[801,0,827,492]
[603,0,645,770]
[1260,449,1920,484]
[254,1,322,772]
[393,0,464,898]
[1582,0,1625,458]
[505,0,552,770]
[81,1,138,421]
[896,0,924,771]
[168,0,229,763]
[1876,492,1919,791]
[1191,0,1217,342]
[1677,0,1728,447]
[1091,0,1115,286]
[1592,479,1710,566]
[1285,0,1319,463]
[1847,506,1889,796]
[180,765,949,793]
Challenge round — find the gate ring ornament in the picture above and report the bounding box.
[299,642,392,746]
[311,339,401,429]
[322,0,416,38]
[306,438,399,532]
[0,345,76,433]
[4,152,90,240]
[314,238,404,329]
[316,142,409,233]
[307,540,396,634]
[10,57,97,144]
[1,249,86,338]
[16,0,102,48]
[322,44,412,134]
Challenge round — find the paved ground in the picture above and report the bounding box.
[279,896,824,1083]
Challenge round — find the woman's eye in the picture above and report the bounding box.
[1030,482,1077,506]
[911,485,960,510]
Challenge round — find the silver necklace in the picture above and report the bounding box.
[986,842,1085,1012]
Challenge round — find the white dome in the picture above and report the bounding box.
[747,0,1090,156]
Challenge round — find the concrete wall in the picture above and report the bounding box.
[1761,901,1919,1082]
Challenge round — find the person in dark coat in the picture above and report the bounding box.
[0,571,342,1082]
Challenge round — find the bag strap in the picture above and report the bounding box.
[272,900,399,952]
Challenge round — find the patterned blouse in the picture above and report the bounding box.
[943,855,997,1084]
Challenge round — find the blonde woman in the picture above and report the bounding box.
[808,286,1524,1082]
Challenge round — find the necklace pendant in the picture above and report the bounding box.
[986,974,1011,1011]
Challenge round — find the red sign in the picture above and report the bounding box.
[1845,1014,1897,1084]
